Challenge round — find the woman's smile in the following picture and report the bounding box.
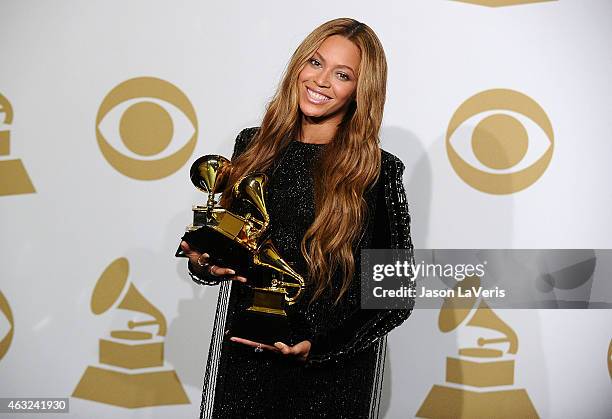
[305,86,332,104]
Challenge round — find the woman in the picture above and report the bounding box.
[180,18,415,418]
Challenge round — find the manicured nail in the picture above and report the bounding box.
[227,269,235,275]
[203,253,209,258]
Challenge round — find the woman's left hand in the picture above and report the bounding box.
[230,337,311,362]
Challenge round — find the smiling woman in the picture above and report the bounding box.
[179,17,415,419]
[298,35,360,127]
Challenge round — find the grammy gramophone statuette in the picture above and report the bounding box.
[72,258,188,408]
[176,155,306,345]
[417,275,538,418]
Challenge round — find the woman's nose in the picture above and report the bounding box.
[315,69,331,87]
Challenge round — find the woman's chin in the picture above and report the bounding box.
[300,104,330,118]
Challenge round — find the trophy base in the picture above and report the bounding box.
[72,366,189,408]
[231,309,291,346]
[179,225,252,276]
[416,385,538,418]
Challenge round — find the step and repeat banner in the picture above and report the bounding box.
[1,0,611,418]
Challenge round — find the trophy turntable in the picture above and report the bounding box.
[176,155,306,345]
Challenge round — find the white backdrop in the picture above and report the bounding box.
[1,0,611,418]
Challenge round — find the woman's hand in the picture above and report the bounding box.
[180,241,247,283]
[229,337,311,362]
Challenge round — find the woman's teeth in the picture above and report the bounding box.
[307,87,331,103]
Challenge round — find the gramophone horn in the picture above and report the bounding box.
[91,258,167,336]
[91,258,130,315]
[467,299,518,354]
[254,238,305,303]
[438,275,479,333]
[234,172,270,228]
[438,275,518,354]
[190,155,231,195]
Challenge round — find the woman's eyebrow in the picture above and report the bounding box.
[313,52,356,74]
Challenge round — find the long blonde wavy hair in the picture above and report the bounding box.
[222,18,387,305]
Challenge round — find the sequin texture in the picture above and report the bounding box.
[189,127,415,418]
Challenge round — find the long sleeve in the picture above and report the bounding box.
[230,126,259,160]
[185,127,259,286]
[305,151,415,366]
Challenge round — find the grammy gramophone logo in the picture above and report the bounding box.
[0,93,35,196]
[417,276,538,418]
[72,257,189,408]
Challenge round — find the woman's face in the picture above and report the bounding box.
[297,35,361,120]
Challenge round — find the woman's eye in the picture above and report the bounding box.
[309,58,320,66]
[337,73,349,81]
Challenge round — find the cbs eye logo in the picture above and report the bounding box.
[608,339,612,380]
[96,77,198,180]
[446,88,554,195]
[0,291,14,362]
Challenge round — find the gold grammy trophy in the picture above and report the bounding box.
[176,155,305,344]
[417,276,538,418]
[73,258,189,408]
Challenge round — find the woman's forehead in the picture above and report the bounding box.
[315,35,361,72]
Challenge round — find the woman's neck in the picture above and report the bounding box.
[298,113,343,144]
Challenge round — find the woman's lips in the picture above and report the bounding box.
[306,87,332,104]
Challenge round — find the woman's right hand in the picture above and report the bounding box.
[180,241,247,283]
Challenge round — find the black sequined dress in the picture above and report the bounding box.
[188,127,415,419]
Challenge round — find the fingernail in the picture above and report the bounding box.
[203,253,209,258]
[227,269,235,275]
[230,337,236,342]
